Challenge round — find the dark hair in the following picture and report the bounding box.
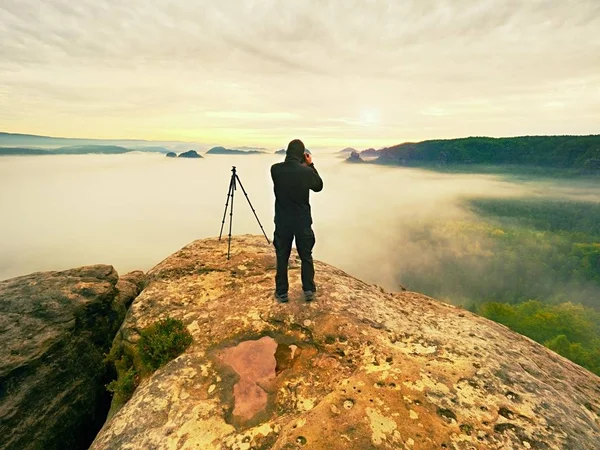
[286,139,305,158]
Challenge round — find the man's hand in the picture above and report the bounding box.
[304,152,313,165]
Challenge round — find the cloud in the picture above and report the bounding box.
[206,112,298,120]
[1,0,599,145]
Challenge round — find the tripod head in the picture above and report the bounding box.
[230,166,237,190]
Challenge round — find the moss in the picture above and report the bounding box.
[138,317,193,373]
[106,367,137,405]
[105,317,192,414]
[459,423,473,435]
[195,267,226,275]
[110,301,127,335]
[105,335,136,414]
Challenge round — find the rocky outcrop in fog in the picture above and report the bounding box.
[178,150,203,159]
[346,150,364,163]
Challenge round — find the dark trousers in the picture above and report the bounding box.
[274,225,316,295]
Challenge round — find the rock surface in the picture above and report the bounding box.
[0,265,144,450]
[92,236,600,450]
[115,270,146,311]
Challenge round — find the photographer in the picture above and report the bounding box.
[270,139,323,303]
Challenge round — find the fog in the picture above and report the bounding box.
[0,153,598,297]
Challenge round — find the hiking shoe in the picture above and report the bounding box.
[275,292,289,303]
[304,291,315,302]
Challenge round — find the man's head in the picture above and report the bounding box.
[286,139,305,160]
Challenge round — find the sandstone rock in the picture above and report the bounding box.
[92,236,600,450]
[114,270,146,312]
[0,265,144,450]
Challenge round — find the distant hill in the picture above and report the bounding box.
[0,145,131,155]
[339,147,356,154]
[206,146,265,155]
[274,148,313,156]
[53,145,130,155]
[0,147,51,156]
[0,132,152,148]
[360,148,379,157]
[374,135,600,169]
[235,146,269,152]
[0,132,175,153]
[178,150,203,159]
[132,146,170,154]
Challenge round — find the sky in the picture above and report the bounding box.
[1,0,599,149]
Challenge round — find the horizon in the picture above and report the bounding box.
[2,130,600,154]
[1,0,599,147]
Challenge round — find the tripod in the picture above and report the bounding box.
[219,166,270,260]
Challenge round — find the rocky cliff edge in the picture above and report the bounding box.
[92,235,600,450]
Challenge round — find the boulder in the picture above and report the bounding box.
[0,266,144,450]
[165,152,177,158]
[91,236,600,450]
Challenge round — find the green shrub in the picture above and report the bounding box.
[138,317,193,372]
[107,367,137,403]
[105,317,192,414]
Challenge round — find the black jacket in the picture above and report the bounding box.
[271,155,323,227]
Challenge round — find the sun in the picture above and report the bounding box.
[358,108,381,127]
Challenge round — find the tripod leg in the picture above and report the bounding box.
[235,174,271,244]
[219,176,234,240]
[227,177,235,260]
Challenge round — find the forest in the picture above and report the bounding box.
[397,197,600,375]
[375,135,600,170]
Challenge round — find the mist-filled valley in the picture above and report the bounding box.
[1,152,599,374]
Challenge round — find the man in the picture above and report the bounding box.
[270,139,323,303]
